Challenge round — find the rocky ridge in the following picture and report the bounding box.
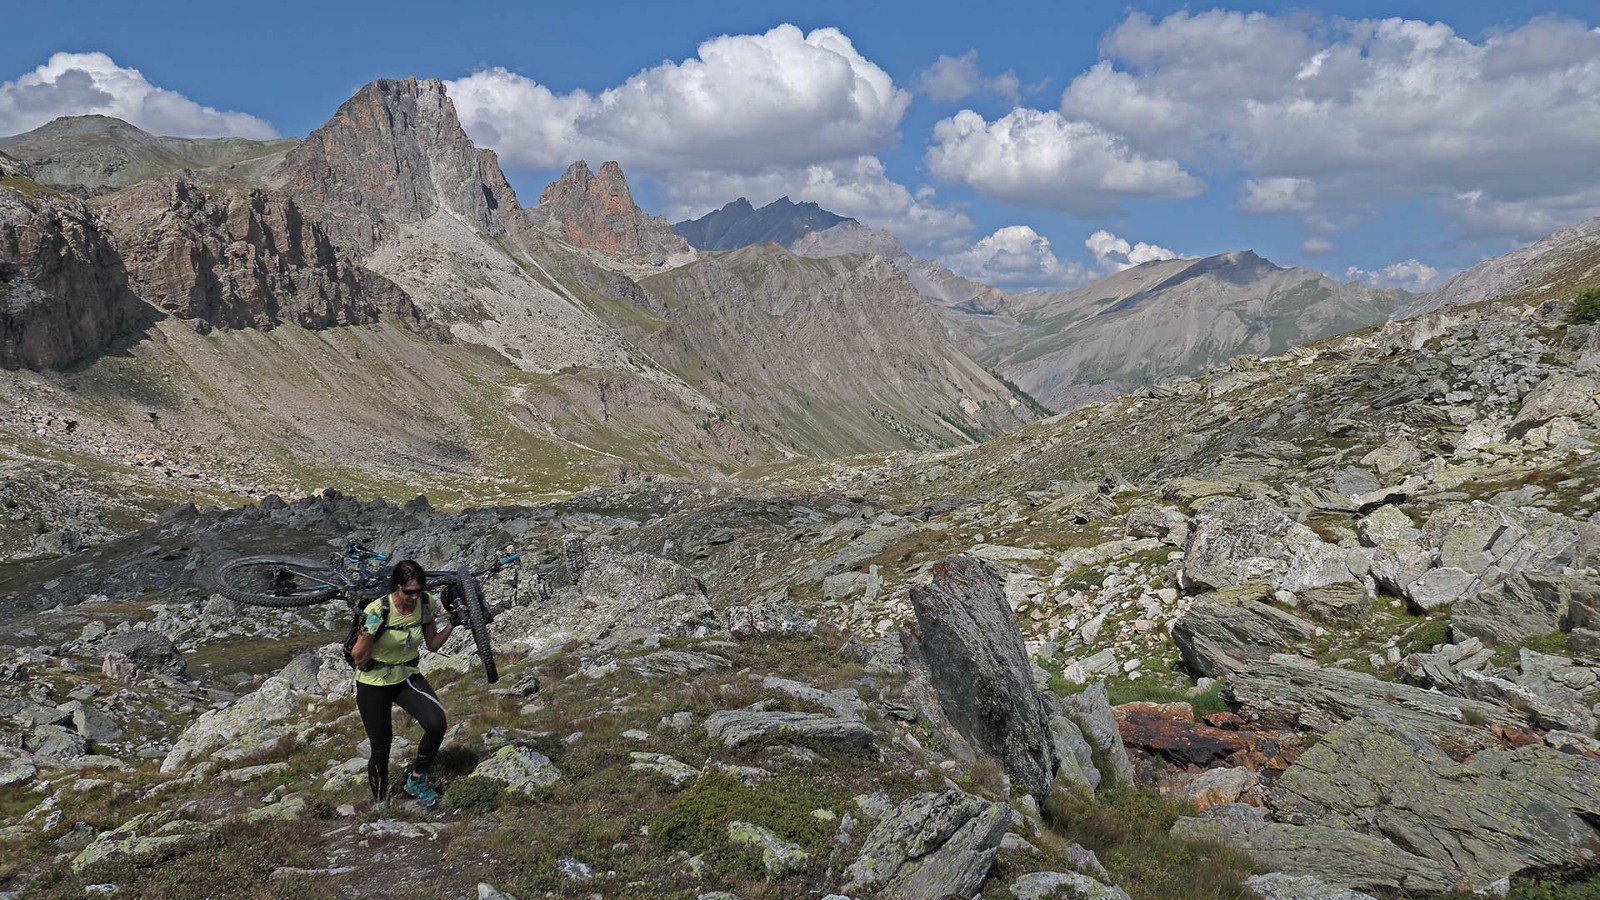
[526,160,693,268]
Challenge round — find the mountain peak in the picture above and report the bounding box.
[674,196,855,251]
[529,159,689,261]
[277,76,519,254]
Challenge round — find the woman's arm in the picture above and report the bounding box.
[423,611,455,652]
[351,632,374,668]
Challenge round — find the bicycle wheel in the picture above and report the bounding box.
[455,567,498,683]
[203,555,343,607]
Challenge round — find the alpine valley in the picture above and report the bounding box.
[1,73,1599,900]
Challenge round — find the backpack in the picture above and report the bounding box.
[342,593,429,670]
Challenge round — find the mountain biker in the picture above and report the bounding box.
[350,559,460,807]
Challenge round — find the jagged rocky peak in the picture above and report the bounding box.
[92,176,415,332]
[673,195,856,250]
[527,159,690,263]
[277,76,519,254]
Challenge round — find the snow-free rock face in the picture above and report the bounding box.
[0,186,145,369]
[95,176,415,330]
[277,77,519,254]
[905,554,1057,798]
[528,160,690,264]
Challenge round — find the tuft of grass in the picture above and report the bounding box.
[1401,618,1452,655]
[648,771,844,868]
[1041,786,1257,900]
[1105,678,1230,718]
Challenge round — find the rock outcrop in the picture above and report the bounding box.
[842,790,1011,900]
[527,160,690,265]
[904,554,1058,798]
[277,77,518,254]
[1264,713,1600,889]
[0,186,145,368]
[94,177,415,330]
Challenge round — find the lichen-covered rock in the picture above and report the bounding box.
[1010,870,1131,899]
[1268,712,1600,888]
[704,708,873,751]
[71,812,203,872]
[1225,654,1520,745]
[905,555,1058,798]
[726,821,810,876]
[1054,683,1136,790]
[1183,499,1361,593]
[1452,573,1594,646]
[1171,590,1318,678]
[162,674,300,772]
[843,790,1011,900]
[1171,816,1453,894]
[1508,373,1600,437]
[1242,873,1377,900]
[471,745,561,796]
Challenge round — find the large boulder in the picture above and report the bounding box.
[1225,655,1521,747]
[494,536,718,650]
[842,790,1011,900]
[1453,573,1597,647]
[1268,712,1600,889]
[100,630,186,677]
[1172,815,1454,895]
[162,646,347,773]
[1053,683,1136,791]
[1171,588,1319,678]
[1508,373,1600,438]
[1183,499,1362,593]
[904,555,1057,798]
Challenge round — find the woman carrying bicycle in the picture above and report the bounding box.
[350,559,458,807]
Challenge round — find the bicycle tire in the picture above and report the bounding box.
[463,569,494,624]
[456,567,498,683]
[203,555,343,608]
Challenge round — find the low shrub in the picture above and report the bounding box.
[1570,287,1600,325]
[446,775,505,813]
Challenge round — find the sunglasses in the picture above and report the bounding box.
[398,587,423,597]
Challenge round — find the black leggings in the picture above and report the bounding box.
[355,673,447,801]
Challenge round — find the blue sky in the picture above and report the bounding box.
[5,1,1600,291]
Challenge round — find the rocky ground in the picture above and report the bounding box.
[0,294,1598,899]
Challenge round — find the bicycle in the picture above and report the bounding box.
[201,540,521,683]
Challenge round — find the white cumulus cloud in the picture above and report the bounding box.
[1346,258,1441,290]
[447,25,909,172]
[924,108,1204,213]
[1085,229,1181,272]
[913,51,1020,103]
[1058,10,1600,240]
[943,225,1085,290]
[0,52,276,139]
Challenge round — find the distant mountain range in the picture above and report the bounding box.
[669,200,1414,411]
[0,83,1034,514]
[674,197,854,250]
[3,78,1599,521]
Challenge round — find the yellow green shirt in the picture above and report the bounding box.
[355,593,435,686]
